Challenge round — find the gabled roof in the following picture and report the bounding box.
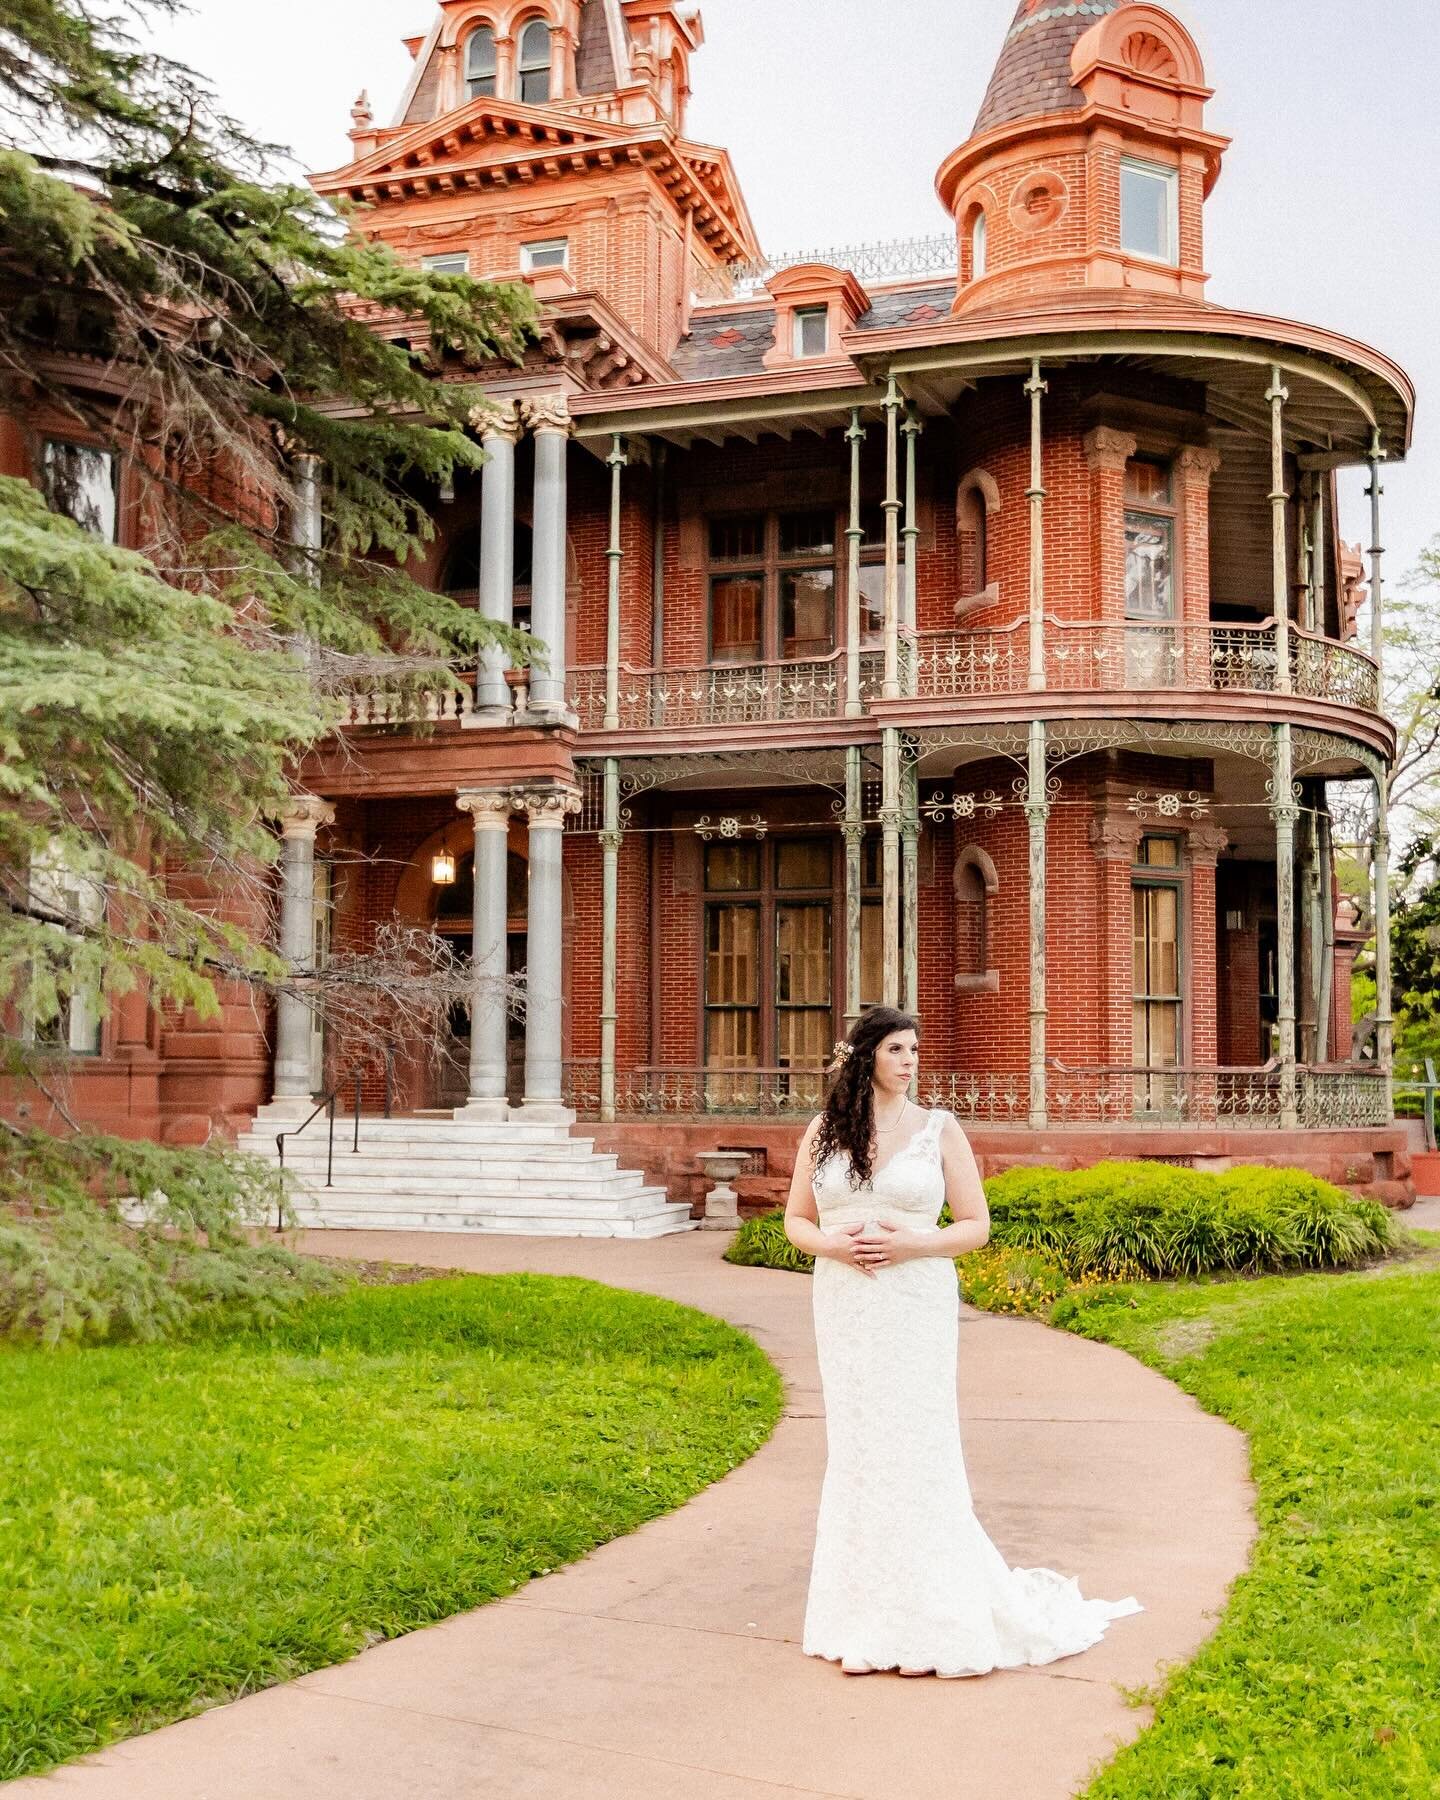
[310,97,758,265]
[974,0,1139,134]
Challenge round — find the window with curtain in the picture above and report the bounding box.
[518,20,552,102]
[465,26,497,98]
[705,508,838,665]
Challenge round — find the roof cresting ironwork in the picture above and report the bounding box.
[692,232,958,305]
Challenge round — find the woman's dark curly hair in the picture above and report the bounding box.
[812,1007,920,1189]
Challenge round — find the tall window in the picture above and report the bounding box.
[704,837,838,1104]
[465,25,497,98]
[441,521,535,632]
[792,307,828,358]
[957,484,989,596]
[27,845,104,1056]
[1120,158,1178,265]
[1124,457,1176,620]
[970,210,987,281]
[42,440,117,542]
[518,20,552,102]
[1133,836,1182,1109]
[707,509,837,664]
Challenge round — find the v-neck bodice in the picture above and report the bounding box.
[812,1107,949,1233]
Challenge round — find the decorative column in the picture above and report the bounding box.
[1311,475,1328,633]
[268,797,334,1115]
[881,375,902,700]
[474,402,521,716]
[494,32,516,98]
[289,453,323,579]
[1025,719,1049,1127]
[1297,787,1322,1065]
[1025,360,1047,690]
[1177,446,1222,684]
[599,758,622,1122]
[1367,428,1387,672]
[525,396,573,720]
[1082,428,1137,627]
[1271,723,1299,1127]
[455,788,514,1120]
[901,756,920,1018]
[1187,824,1229,1071]
[844,410,865,718]
[1317,806,1336,1061]
[881,729,902,1007]
[901,407,921,697]
[843,744,864,1029]
[603,435,627,730]
[1267,367,1292,693]
[1374,769,1394,1117]
[1089,803,1145,1072]
[517,780,583,1121]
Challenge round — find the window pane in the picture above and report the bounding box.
[859,502,887,549]
[43,441,116,542]
[519,20,551,101]
[776,838,830,890]
[706,1006,759,1071]
[972,210,987,279]
[858,565,885,645]
[1121,160,1176,263]
[706,904,759,1006]
[1138,836,1181,869]
[778,1008,831,1073]
[705,842,761,891]
[794,307,828,357]
[1133,884,1181,1001]
[466,25,496,96]
[1125,512,1174,619]
[956,864,986,974]
[422,252,470,276]
[710,574,764,661]
[777,903,831,1005]
[1125,457,1172,507]
[709,515,764,562]
[521,239,567,271]
[861,835,881,889]
[781,567,834,658]
[860,902,883,1008]
[778,510,835,558]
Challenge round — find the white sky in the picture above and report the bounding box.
[155,0,1439,583]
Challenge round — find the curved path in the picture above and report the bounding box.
[13,1231,1255,1800]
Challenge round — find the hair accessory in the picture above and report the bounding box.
[826,1040,853,1074]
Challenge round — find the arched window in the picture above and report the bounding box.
[955,470,1000,609]
[970,210,987,282]
[466,26,497,99]
[518,20,553,103]
[953,846,999,994]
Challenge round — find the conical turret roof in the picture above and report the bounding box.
[973,0,1138,135]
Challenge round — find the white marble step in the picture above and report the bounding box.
[292,1166,652,1197]
[284,1186,676,1221]
[287,1203,695,1238]
[242,1121,583,1150]
[241,1139,618,1173]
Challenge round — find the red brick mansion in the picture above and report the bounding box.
[11,0,1416,1226]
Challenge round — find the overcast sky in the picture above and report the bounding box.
[155,0,1438,583]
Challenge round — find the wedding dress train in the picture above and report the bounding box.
[803,1107,1142,1677]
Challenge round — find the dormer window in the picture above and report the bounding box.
[518,20,553,103]
[465,25,497,99]
[1121,158,1178,265]
[521,238,568,273]
[792,307,828,358]
[971,211,987,281]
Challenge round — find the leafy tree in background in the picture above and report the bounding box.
[1,0,538,1109]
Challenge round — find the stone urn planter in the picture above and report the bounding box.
[695,1150,748,1231]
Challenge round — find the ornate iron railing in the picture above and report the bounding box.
[901,622,1030,698]
[564,1062,1389,1128]
[568,650,885,731]
[1044,617,1380,710]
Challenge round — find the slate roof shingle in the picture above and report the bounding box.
[973,0,1137,135]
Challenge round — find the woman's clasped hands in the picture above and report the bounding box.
[828,1221,928,1277]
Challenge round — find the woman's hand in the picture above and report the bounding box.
[825,1222,881,1279]
[853,1223,929,1269]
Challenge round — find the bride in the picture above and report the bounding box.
[784,1006,1142,1679]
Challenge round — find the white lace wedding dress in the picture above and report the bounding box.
[803,1106,1142,1676]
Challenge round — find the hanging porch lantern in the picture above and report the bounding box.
[430,838,457,886]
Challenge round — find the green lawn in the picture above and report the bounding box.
[1071,1232,1440,1799]
[0,1272,783,1783]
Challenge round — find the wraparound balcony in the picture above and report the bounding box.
[564,617,1380,733]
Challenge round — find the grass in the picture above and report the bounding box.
[0,1271,784,1782]
[1069,1231,1440,1799]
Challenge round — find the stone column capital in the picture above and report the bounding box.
[1083,426,1138,474]
[517,781,582,828]
[1186,823,1230,868]
[1088,813,1144,864]
[469,399,523,445]
[1176,444,1223,486]
[456,788,516,830]
[524,394,573,436]
[276,796,335,840]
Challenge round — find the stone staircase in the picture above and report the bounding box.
[235,1113,697,1238]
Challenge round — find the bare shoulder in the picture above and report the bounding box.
[800,1112,824,1148]
[936,1109,975,1154]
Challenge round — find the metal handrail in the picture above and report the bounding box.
[272,1048,395,1227]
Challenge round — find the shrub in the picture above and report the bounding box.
[724,1162,1398,1304]
[0,1132,339,1346]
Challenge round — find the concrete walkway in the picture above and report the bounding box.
[13,1232,1256,1800]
